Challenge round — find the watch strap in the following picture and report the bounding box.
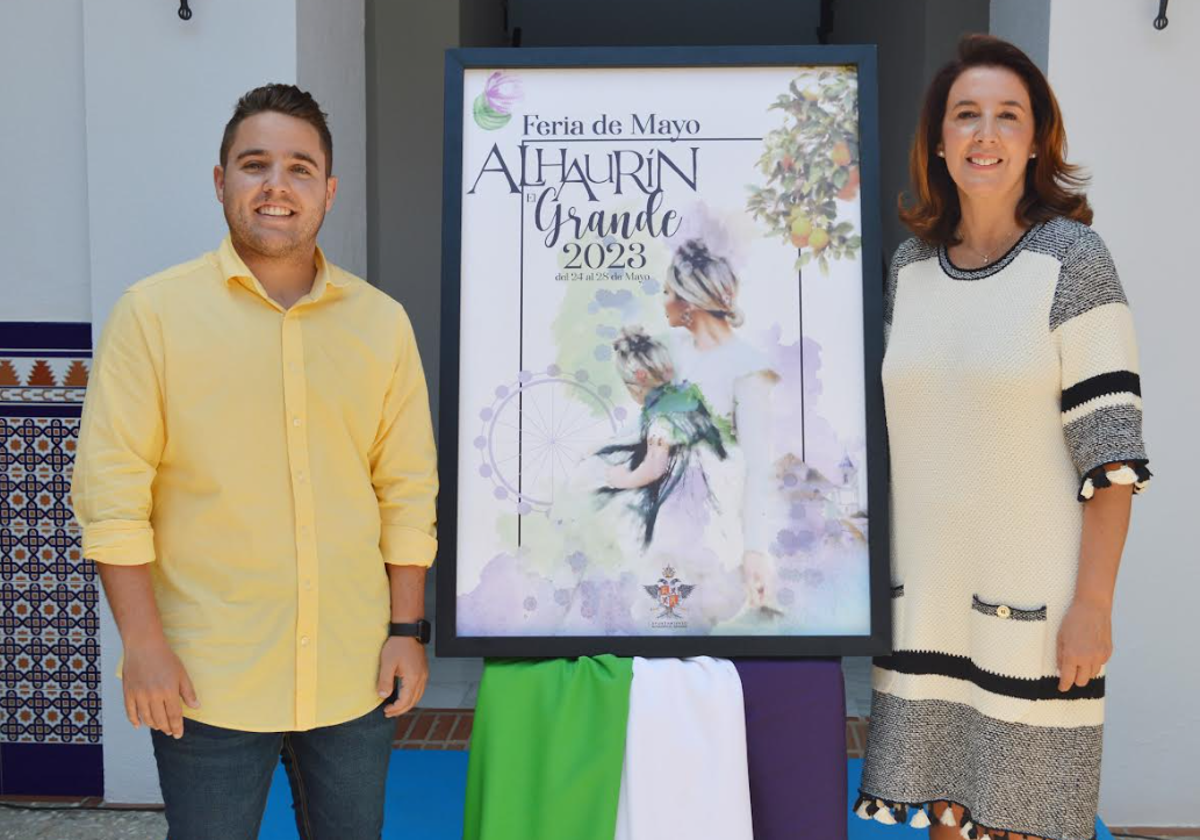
[389,620,431,644]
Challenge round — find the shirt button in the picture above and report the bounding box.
[300,526,309,536]
[300,636,310,646]
[293,417,302,427]
[297,471,306,483]
[303,579,313,590]
[996,605,1012,619]
[289,362,298,373]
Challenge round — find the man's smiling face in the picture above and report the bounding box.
[214,111,336,259]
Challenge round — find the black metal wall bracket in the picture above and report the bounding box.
[179,0,192,22]
[1155,0,1169,31]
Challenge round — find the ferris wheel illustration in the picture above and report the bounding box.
[474,365,626,514]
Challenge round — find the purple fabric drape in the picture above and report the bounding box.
[734,659,847,840]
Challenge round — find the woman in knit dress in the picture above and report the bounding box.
[856,35,1150,840]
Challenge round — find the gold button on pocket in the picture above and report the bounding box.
[969,595,1049,689]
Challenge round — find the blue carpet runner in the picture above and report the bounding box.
[249,753,1113,839]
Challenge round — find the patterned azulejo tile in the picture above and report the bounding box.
[0,322,100,795]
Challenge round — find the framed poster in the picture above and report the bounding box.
[438,46,889,657]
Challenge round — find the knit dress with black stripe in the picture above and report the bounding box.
[856,217,1151,840]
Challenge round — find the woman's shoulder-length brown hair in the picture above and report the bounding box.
[901,34,1093,245]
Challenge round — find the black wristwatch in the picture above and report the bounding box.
[389,620,431,645]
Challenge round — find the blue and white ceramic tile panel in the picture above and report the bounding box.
[0,322,101,796]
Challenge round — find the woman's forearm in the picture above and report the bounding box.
[1074,471,1133,608]
[1057,466,1133,690]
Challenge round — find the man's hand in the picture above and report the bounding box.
[96,564,197,738]
[376,637,428,717]
[122,639,200,738]
[1056,598,1113,692]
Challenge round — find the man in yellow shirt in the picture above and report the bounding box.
[72,84,438,839]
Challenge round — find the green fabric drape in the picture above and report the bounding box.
[462,655,634,840]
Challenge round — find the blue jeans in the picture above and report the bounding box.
[151,704,396,840]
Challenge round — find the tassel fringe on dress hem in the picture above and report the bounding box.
[852,792,1098,840]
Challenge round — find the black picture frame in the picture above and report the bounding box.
[437,45,889,658]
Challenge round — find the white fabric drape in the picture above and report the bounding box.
[613,657,754,840]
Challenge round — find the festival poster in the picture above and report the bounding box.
[440,49,887,656]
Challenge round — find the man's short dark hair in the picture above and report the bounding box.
[220,83,333,174]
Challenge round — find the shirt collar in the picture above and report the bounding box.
[217,236,349,306]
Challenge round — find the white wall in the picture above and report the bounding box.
[1048,0,1200,827]
[298,0,368,278]
[0,0,91,322]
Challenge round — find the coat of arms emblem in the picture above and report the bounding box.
[644,566,695,619]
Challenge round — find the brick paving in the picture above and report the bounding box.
[846,716,868,758]
[392,709,872,756]
[393,708,473,751]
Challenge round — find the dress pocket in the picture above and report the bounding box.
[968,594,1050,681]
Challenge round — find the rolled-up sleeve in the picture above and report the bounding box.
[72,290,166,566]
[370,307,439,566]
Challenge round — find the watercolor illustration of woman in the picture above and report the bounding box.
[661,239,781,613]
[595,326,732,557]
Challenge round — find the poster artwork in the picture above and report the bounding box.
[443,52,884,655]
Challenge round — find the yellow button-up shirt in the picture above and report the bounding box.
[72,237,438,732]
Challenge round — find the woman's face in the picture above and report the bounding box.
[663,284,690,328]
[940,66,1036,205]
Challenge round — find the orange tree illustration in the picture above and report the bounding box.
[746,69,862,275]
